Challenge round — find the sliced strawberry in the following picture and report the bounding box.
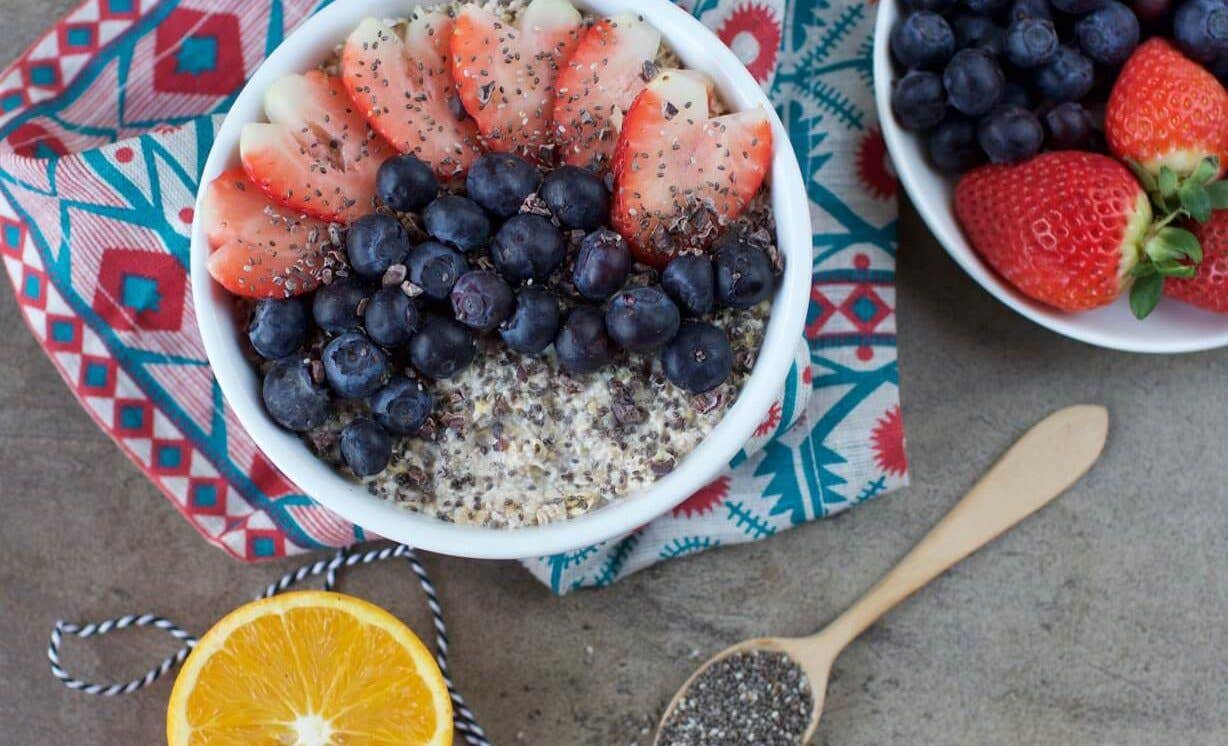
[553,13,661,171]
[240,70,395,223]
[203,168,334,298]
[451,0,582,163]
[341,13,483,180]
[611,69,773,266]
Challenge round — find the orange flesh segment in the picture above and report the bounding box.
[166,592,452,746]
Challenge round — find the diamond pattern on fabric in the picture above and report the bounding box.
[94,249,186,331]
[153,9,244,95]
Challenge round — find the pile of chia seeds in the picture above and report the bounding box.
[658,650,813,745]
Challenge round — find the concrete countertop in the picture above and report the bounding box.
[1,2,1224,743]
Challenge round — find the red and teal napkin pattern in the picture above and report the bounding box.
[0,0,906,585]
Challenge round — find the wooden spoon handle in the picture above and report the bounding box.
[811,405,1108,655]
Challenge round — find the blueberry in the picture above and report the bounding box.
[891,12,956,70]
[661,322,733,395]
[1000,81,1034,109]
[363,287,420,348]
[1076,2,1139,65]
[491,214,566,284]
[572,228,632,300]
[1044,102,1097,149]
[409,314,476,379]
[339,418,391,476]
[903,0,959,11]
[555,306,616,374]
[662,254,716,318]
[405,241,469,301]
[927,115,986,173]
[891,71,948,131]
[714,236,774,309]
[964,0,1011,13]
[500,286,560,354]
[450,270,514,331]
[312,278,368,333]
[1174,0,1228,62]
[370,377,433,434]
[466,153,541,218]
[605,286,681,353]
[1010,0,1053,21]
[951,14,1004,55]
[346,214,409,278]
[248,298,308,359]
[322,331,389,398]
[1005,19,1059,68]
[377,154,438,212]
[540,166,610,230]
[423,195,490,252]
[978,106,1044,163]
[262,358,330,432]
[1034,47,1095,102]
[943,49,1004,117]
[1051,0,1108,13]
[1130,0,1172,23]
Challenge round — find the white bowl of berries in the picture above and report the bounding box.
[190,0,812,558]
[875,0,1228,352]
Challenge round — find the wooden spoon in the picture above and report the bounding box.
[655,404,1109,745]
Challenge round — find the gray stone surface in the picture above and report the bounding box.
[0,5,1225,744]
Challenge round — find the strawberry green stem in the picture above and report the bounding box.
[1125,155,1228,319]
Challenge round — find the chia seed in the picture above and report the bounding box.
[299,304,766,528]
[658,650,813,746]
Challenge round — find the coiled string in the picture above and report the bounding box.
[47,543,491,746]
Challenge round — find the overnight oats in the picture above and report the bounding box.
[201,0,780,528]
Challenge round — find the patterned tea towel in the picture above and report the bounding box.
[0,0,906,591]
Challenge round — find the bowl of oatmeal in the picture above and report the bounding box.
[190,0,812,559]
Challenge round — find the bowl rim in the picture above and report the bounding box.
[189,0,814,559]
[872,0,1228,355]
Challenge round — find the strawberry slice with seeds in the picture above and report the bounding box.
[240,70,395,223]
[553,13,661,171]
[203,168,335,298]
[611,69,773,266]
[451,0,582,163]
[341,13,483,180]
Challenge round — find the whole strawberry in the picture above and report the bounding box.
[1106,38,1228,178]
[1165,211,1228,312]
[955,152,1153,312]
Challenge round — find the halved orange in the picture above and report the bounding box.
[167,591,453,746]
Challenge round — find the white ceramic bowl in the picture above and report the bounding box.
[191,0,812,559]
[873,0,1228,353]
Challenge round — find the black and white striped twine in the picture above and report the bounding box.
[47,543,491,746]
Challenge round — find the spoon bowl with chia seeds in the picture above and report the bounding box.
[657,405,1109,745]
